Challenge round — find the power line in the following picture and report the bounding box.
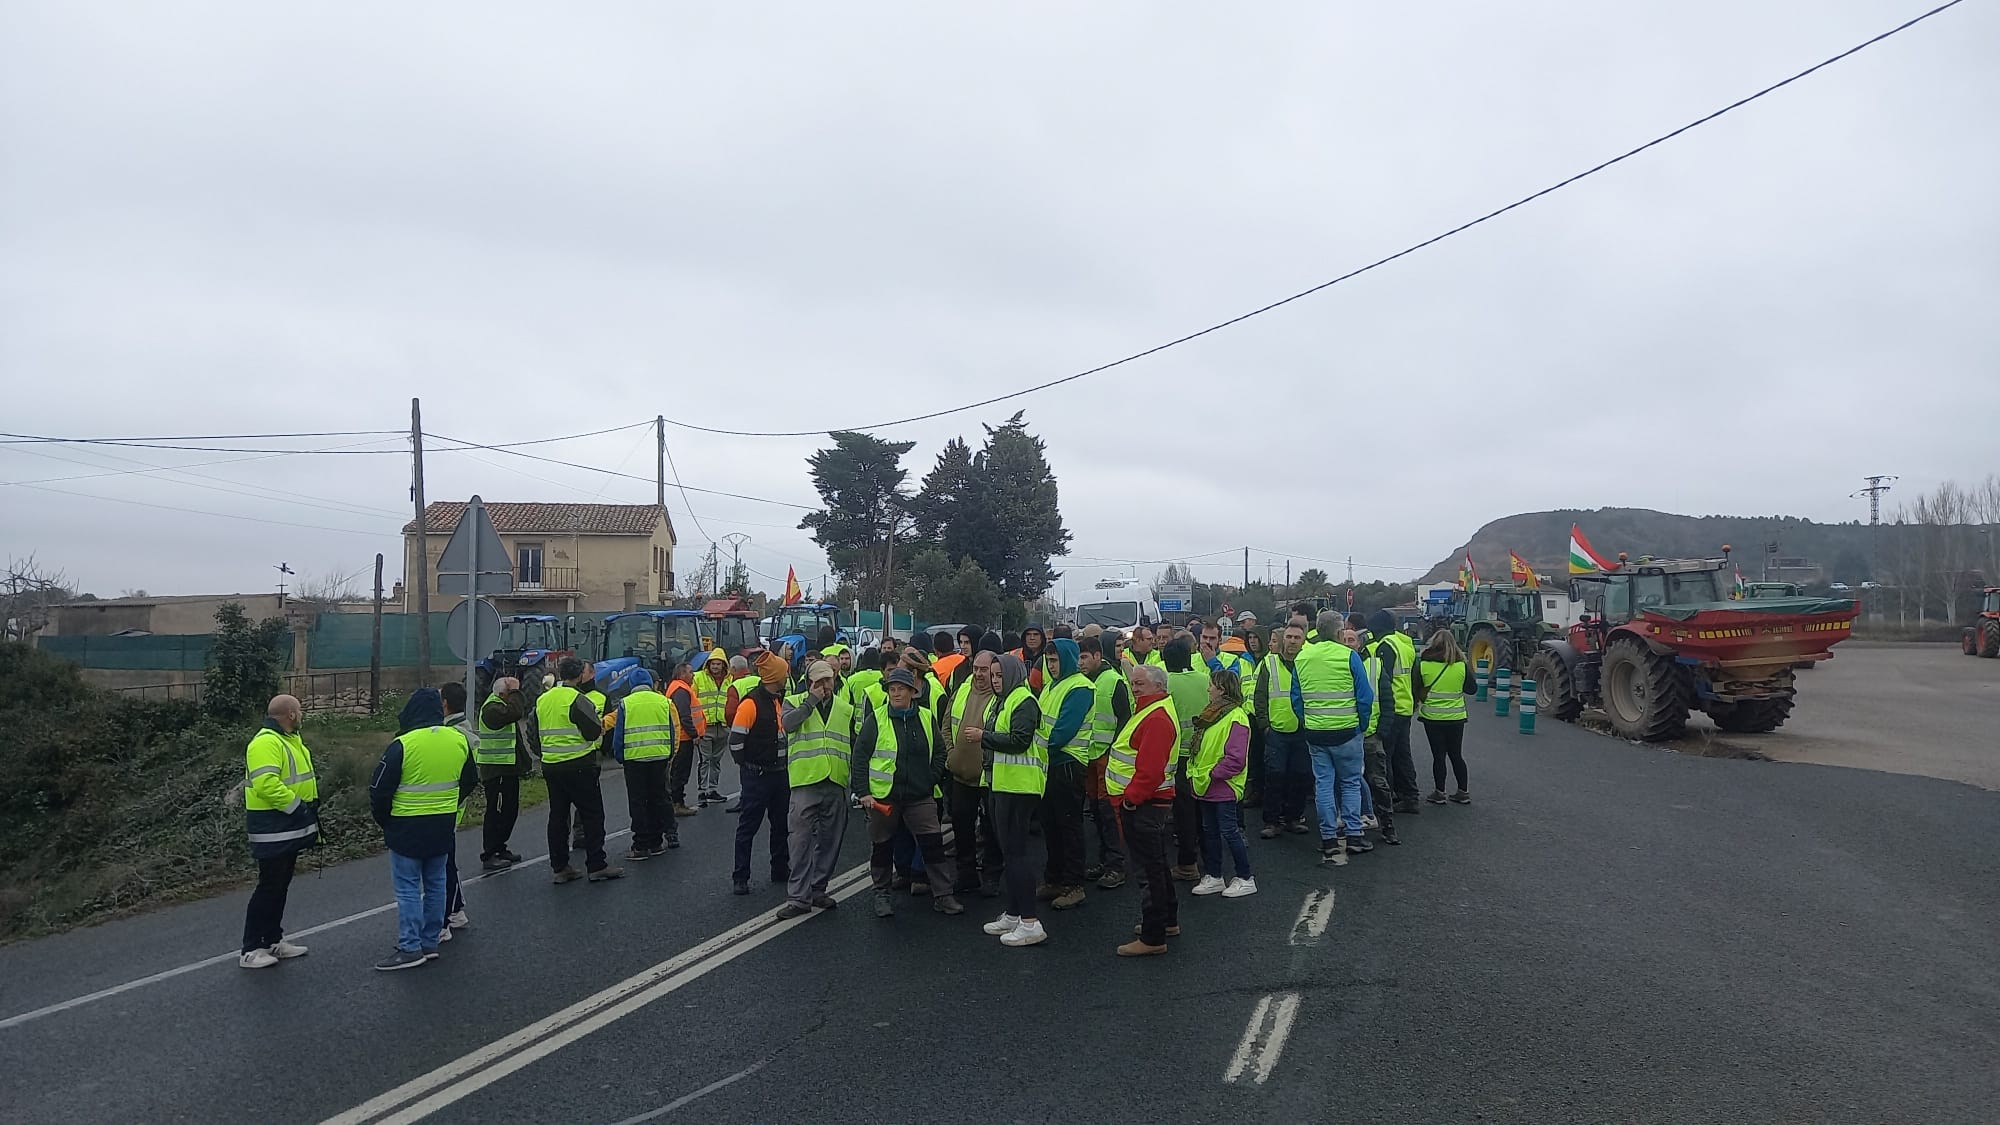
[0,419,650,456]
[2,441,409,520]
[0,429,400,443]
[0,431,410,455]
[655,0,1967,439]
[10,480,398,537]
[424,431,816,510]
[659,433,711,543]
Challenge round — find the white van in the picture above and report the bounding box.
[1068,581,1162,632]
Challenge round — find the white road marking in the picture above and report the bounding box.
[604,1059,768,1124]
[1222,992,1302,1085]
[325,861,876,1125]
[1289,888,1334,945]
[0,830,627,1031]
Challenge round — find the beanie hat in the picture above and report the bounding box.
[755,651,790,686]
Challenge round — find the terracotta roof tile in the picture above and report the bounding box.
[402,502,667,537]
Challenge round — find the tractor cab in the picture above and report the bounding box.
[1743,581,1804,600]
[767,603,847,649]
[701,597,766,658]
[598,609,706,698]
[477,614,574,696]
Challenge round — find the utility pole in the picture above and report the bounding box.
[1243,546,1250,590]
[655,415,667,513]
[411,397,431,683]
[369,553,384,713]
[1285,560,1291,594]
[1346,556,1354,587]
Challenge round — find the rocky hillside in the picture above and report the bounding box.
[1422,508,1882,585]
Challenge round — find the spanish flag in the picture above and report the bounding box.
[1568,524,1617,575]
[782,566,803,606]
[1509,550,1540,589]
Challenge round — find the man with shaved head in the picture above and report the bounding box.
[240,694,320,969]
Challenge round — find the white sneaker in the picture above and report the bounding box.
[238,948,279,969]
[1222,877,1258,899]
[447,910,469,929]
[1191,875,1227,896]
[438,926,453,943]
[982,913,1022,936]
[270,940,309,959]
[1000,919,1047,947]
[1361,815,1380,830]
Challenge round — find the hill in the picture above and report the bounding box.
[1422,508,1880,586]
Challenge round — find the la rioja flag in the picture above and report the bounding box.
[1568,524,1617,575]
[782,566,803,606]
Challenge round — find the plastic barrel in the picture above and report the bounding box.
[1495,668,1512,717]
[1474,658,1490,702]
[1519,677,1537,734]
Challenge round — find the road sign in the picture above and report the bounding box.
[446,597,502,662]
[1158,599,1185,614]
[436,495,514,595]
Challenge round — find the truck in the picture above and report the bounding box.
[1069,580,1163,633]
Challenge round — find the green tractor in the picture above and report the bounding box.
[1451,582,1558,676]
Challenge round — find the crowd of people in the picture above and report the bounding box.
[235,604,1479,969]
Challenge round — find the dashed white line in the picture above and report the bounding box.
[1289,887,1335,945]
[1222,992,1302,1085]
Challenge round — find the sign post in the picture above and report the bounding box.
[436,495,514,708]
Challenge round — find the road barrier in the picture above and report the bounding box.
[1494,668,1512,717]
[1474,658,1490,702]
[1519,677,1536,734]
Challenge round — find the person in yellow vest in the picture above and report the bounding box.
[963,654,1047,946]
[1340,628,1397,847]
[1413,630,1476,805]
[1124,623,1163,673]
[472,677,529,872]
[1161,636,1210,882]
[239,694,318,969]
[1187,668,1256,898]
[537,658,622,884]
[1111,664,1182,956]
[1076,630,1131,890]
[691,649,734,807]
[778,661,857,918]
[608,670,677,860]
[721,654,760,814]
[853,667,965,919]
[1366,609,1422,813]
[368,688,478,971]
[1298,612,1378,861]
[1254,622,1310,839]
[943,639,1007,897]
[1033,638,1098,911]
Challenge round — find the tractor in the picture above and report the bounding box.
[1524,551,1859,740]
[475,614,575,700]
[1742,581,1804,599]
[1962,588,2000,658]
[1442,582,1557,676]
[701,597,767,660]
[595,609,707,703]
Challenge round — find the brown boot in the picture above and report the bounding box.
[1051,885,1087,910]
[1116,939,1168,957]
[1171,864,1200,882]
[551,866,584,884]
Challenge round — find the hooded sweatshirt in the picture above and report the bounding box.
[1018,625,1048,693]
[1039,637,1096,762]
[370,689,479,859]
[981,653,1041,774]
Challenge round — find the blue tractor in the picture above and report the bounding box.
[595,609,707,703]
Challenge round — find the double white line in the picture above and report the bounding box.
[322,860,876,1125]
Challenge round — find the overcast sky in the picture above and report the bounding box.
[4,0,1995,602]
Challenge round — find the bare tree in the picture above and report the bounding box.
[3,554,75,641]
[292,569,365,612]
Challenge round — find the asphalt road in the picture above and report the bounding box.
[1682,642,2000,790]
[2,711,1996,1124]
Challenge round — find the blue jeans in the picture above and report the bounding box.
[1307,732,1366,842]
[1198,800,1253,880]
[391,851,447,952]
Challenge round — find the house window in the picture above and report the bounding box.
[518,543,544,588]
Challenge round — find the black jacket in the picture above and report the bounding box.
[853,706,946,801]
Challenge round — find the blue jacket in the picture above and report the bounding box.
[1042,638,1094,755]
[370,689,479,859]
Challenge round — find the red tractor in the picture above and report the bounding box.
[1525,551,1859,740]
[1961,588,2000,658]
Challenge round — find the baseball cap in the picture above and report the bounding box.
[808,660,835,683]
[882,667,919,691]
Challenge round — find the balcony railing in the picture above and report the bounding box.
[502,566,580,594]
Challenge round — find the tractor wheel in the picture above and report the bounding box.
[1707,696,1795,733]
[1966,630,1981,656]
[1981,620,2000,659]
[1467,627,1515,680]
[1599,636,1688,741]
[1525,649,1580,722]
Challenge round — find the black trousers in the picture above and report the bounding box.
[1038,756,1089,888]
[625,759,671,850]
[241,852,297,952]
[669,742,695,806]
[481,775,520,859]
[732,767,790,884]
[948,779,1003,891]
[1423,719,1469,791]
[988,791,1040,918]
[1381,713,1419,802]
[544,759,608,873]
[1120,802,1177,944]
[1171,758,1200,868]
[1243,722,1266,806]
[1363,736,1395,835]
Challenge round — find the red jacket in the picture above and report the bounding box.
[1121,689,1178,804]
